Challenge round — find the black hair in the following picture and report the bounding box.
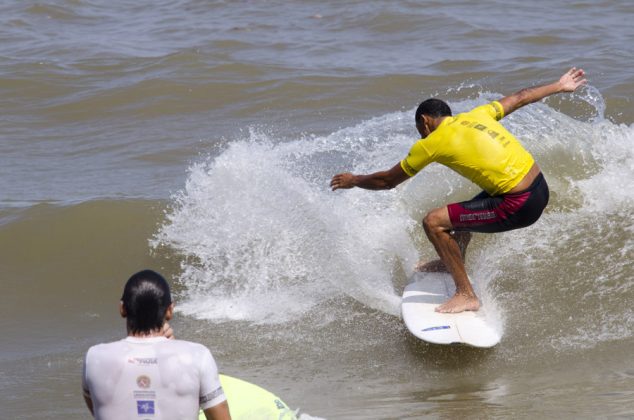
[121,270,172,334]
[415,98,452,122]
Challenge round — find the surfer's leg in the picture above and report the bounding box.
[415,231,471,272]
[422,207,480,313]
[454,231,471,256]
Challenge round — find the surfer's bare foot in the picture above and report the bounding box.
[414,259,448,272]
[435,293,480,313]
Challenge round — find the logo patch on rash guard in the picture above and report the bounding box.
[200,386,225,404]
[137,400,155,415]
[137,375,151,389]
[127,357,158,365]
[401,159,418,176]
[492,101,504,120]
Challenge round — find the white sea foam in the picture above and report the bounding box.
[153,123,420,323]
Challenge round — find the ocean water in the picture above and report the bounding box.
[1,1,633,418]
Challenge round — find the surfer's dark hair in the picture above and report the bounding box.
[121,270,172,334]
[415,98,452,122]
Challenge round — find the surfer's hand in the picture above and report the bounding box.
[559,67,586,92]
[330,173,356,190]
[162,322,175,339]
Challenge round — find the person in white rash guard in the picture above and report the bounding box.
[82,269,231,420]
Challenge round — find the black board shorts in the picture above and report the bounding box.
[447,173,549,233]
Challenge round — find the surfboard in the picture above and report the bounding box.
[401,272,500,347]
[198,374,297,420]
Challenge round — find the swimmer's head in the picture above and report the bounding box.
[121,270,173,335]
[415,98,452,138]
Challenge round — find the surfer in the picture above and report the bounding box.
[331,67,586,313]
[82,270,231,420]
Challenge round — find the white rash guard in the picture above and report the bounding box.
[82,336,226,420]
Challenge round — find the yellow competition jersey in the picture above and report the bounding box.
[401,101,535,195]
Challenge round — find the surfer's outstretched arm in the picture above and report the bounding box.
[330,162,409,191]
[499,67,587,116]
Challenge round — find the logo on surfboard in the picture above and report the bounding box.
[421,325,451,332]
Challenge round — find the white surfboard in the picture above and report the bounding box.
[401,272,501,348]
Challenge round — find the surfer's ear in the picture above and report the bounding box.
[119,301,127,318]
[165,303,174,322]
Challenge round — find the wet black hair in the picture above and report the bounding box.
[415,98,452,122]
[121,270,172,334]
